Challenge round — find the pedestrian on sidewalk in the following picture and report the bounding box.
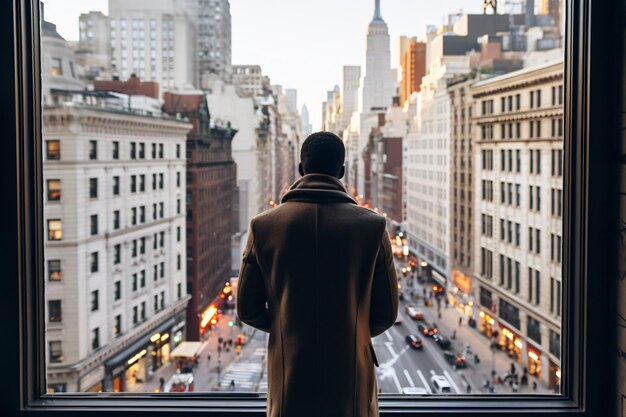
[237,132,398,417]
[458,316,463,327]
[207,354,211,363]
[230,380,235,391]
[159,377,165,392]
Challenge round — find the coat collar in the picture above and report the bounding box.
[280,174,357,205]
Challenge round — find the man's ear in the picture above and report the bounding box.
[298,162,305,177]
[338,165,345,179]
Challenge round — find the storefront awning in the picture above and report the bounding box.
[105,317,176,371]
[170,341,203,359]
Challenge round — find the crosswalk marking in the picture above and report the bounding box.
[390,369,402,393]
[416,370,432,393]
[385,330,393,341]
[443,370,461,394]
[402,369,415,387]
[218,360,264,390]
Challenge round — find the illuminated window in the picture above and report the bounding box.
[47,179,61,201]
[47,219,62,241]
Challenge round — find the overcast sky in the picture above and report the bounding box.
[43,0,483,129]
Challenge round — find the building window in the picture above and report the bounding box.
[160,262,165,278]
[112,141,119,159]
[139,175,145,192]
[130,175,137,193]
[159,202,164,218]
[90,290,99,312]
[91,328,100,350]
[550,330,560,359]
[177,253,181,270]
[177,226,181,242]
[140,302,146,321]
[114,315,122,336]
[177,283,182,299]
[132,306,138,324]
[47,219,62,241]
[152,143,157,158]
[47,179,61,201]
[114,243,121,264]
[159,173,164,189]
[535,270,541,305]
[49,341,63,363]
[131,207,137,225]
[113,210,120,230]
[176,172,181,187]
[159,143,164,158]
[140,206,146,223]
[46,140,60,160]
[113,176,120,196]
[139,143,145,159]
[51,57,62,75]
[89,178,98,199]
[48,259,61,281]
[130,142,136,159]
[176,199,181,214]
[527,315,542,344]
[90,252,99,273]
[140,270,146,288]
[89,140,97,160]
[48,300,62,322]
[140,237,146,255]
[90,214,98,235]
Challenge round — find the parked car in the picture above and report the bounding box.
[417,322,438,337]
[394,316,404,326]
[405,305,424,320]
[164,373,194,392]
[443,351,467,369]
[430,374,452,393]
[432,334,451,349]
[402,386,429,395]
[405,334,424,349]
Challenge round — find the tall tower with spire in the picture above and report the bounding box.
[358,0,393,113]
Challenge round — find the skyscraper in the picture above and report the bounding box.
[108,0,196,91]
[197,0,232,85]
[357,0,393,114]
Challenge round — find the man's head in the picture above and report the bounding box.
[298,131,345,178]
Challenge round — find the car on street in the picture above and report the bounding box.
[164,373,194,392]
[430,374,452,393]
[402,386,429,395]
[417,322,438,337]
[405,305,424,320]
[432,334,451,349]
[394,316,404,326]
[405,334,424,349]
[443,351,468,369]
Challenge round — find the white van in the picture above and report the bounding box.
[430,374,452,393]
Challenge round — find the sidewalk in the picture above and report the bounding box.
[400,278,551,394]
[126,310,255,393]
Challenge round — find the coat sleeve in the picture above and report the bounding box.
[236,222,271,333]
[369,227,399,337]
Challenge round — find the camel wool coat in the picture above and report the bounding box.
[237,174,398,417]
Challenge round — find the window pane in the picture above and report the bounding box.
[47,179,61,201]
[42,0,564,399]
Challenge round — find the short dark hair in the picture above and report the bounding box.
[300,131,345,176]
